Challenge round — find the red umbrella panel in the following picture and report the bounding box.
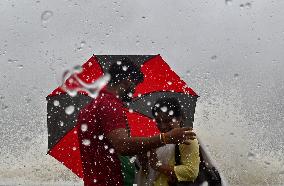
[46,54,198,178]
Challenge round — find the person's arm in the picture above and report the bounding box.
[173,139,200,181]
[106,127,195,156]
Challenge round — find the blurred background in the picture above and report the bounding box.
[0,0,283,185]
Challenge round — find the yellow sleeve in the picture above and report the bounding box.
[174,139,200,182]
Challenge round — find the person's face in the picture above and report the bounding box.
[155,112,182,133]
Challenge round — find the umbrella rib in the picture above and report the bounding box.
[131,91,198,103]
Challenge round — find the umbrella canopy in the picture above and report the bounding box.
[46,54,198,178]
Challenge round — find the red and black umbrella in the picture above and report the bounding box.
[46,54,198,179]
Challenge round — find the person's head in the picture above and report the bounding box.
[152,97,184,133]
[107,57,144,102]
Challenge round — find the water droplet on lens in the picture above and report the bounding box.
[225,0,232,5]
[109,148,114,154]
[161,106,168,112]
[129,156,136,163]
[98,135,104,140]
[122,66,128,71]
[247,152,255,160]
[211,55,217,60]
[82,139,91,146]
[245,2,251,8]
[53,100,60,106]
[8,59,18,63]
[234,73,239,78]
[65,105,75,115]
[81,124,88,132]
[41,10,53,21]
[59,121,64,127]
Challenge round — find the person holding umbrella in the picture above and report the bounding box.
[76,57,196,186]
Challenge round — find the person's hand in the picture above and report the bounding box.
[164,127,196,144]
[149,150,160,171]
[137,153,149,174]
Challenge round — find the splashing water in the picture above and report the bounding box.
[61,65,110,98]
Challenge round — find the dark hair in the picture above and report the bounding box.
[152,97,182,118]
[108,57,144,85]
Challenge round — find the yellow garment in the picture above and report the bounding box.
[153,139,200,186]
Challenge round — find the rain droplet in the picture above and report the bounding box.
[167,81,172,85]
[72,147,77,151]
[127,92,133,98]
[81,124,88,132]
[161,106,167,112]
[80,41,86,47]
[122,66,128,71]
[129,156,136,163]
[136,40,140,46]
[117,61,121,65]
[109,148,114,154]
[172,118,177,122]
[41,10,53,21]
[59,121,64,127]
[8,59,18,63]
[211,55,217,60]
[169,110,174,116]
[245,2,251,8]
[256,83,262,88]
[82,139,91,146]
[65,105,75,115]
[104,145,108,150]
[147,101,151,106]
[247,152,255,161]
[53,100,60,106]
[93,179,97,183]
[17,65,24,69]
[98,135,104,140]
[129,109,134,113]
[225,0,233,5]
